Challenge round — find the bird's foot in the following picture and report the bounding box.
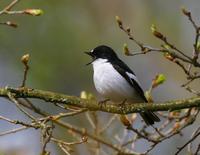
[119,99,127,108]
[98,99,110,108]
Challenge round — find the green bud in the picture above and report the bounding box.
[24,9,43,16]
[152,74,166,88]
[151,24,164,39]
[162,44,170,50]
[196,41,200,52]
[181,6,191,16]
[115,16,123,28]
[151,24,156,32]
[123,43,132,56]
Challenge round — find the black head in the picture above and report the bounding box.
[85,45,119,65]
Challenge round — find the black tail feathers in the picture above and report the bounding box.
[140,111,160,125]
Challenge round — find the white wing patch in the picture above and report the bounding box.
[125,72,142,87]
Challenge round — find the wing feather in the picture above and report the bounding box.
[112,59,148,102]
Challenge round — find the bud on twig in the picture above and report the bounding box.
[196,41,200,53]
[123,43,133,56]
[80,91,87,99]
[181,7,191,17]
[163,52,175,61]
[146,74,166,102]
[24,9,43,16]
[162,44,170,50]
[151,24,165,40]
[21,54,30,65]
[80,91,95,100]
[21,54,30,87]
[173,122,180,131]
[152,74,166,89]
[130,113,137,124]
[115,16,123,28]
[5,21,18,28]
[169,111,180,118]
[81,136,88,143]
[120,115,131,127]
[126,27,131,33]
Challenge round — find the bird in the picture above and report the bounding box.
[85,45,160,125]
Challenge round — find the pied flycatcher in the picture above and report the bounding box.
[85,45,160,125]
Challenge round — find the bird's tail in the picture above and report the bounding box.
[140,111,160,125]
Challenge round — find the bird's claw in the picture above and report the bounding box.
[98,99,110,108]
[119,99,127,108]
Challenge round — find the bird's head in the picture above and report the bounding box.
[85,45,118,65]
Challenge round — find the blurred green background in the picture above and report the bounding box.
[0,0,200,155]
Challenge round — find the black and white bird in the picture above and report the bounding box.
[85,45,160,125]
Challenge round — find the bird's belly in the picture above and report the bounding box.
[93,63,142,102]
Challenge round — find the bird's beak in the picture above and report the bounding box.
[84,51,95,65]
[84,51,92,57]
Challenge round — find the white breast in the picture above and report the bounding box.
[92,58,143,102]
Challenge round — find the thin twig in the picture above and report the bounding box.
[58,144,71,155]
[21,54,30,87]
[41,125,53,154]
[194,143,200,155]
[51,136,87,146]
[7,91,36,120]
[99,114,118,133]
[0,126,28,136]
[127,126,158,143]
[18,99,134,154]
[175,131,200,155]
[0,0,20,15]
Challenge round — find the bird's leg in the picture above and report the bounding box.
[119,99,127,107]
[98,99,110,108]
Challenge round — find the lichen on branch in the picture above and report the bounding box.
[0,87,200,114]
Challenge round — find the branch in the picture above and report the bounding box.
[0,87,200,114]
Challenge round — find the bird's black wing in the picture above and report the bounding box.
[112,59,148,102]
[112,58,160,125]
